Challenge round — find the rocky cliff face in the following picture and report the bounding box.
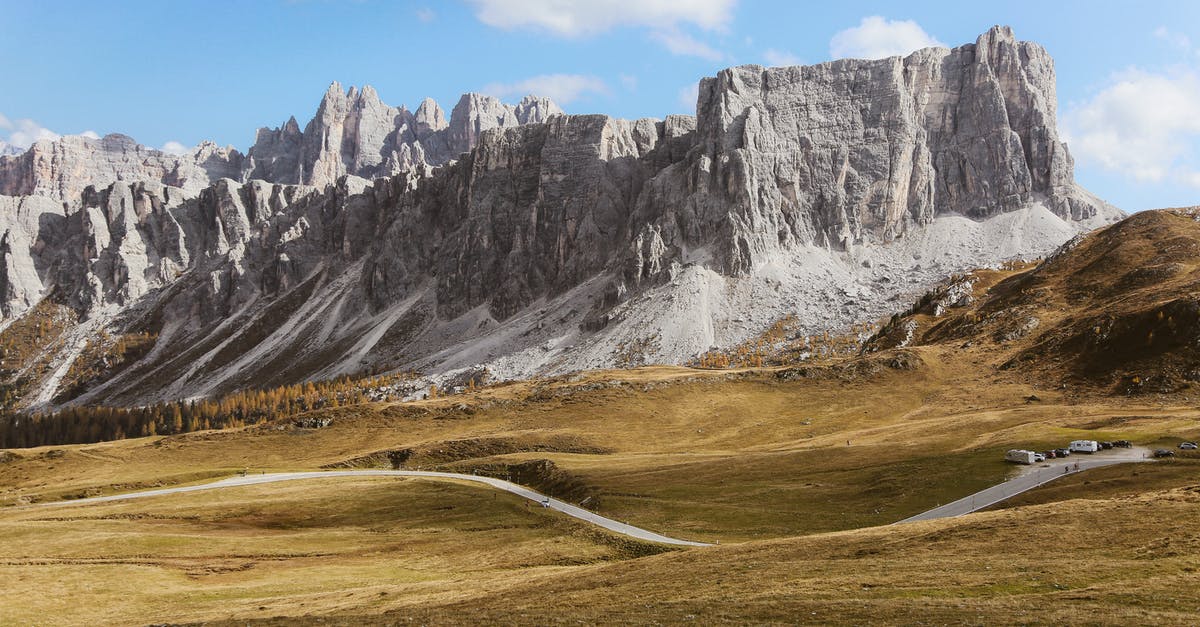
[0,87,562,202]
[627,26,1107,280]
[0,27,1122,408]
[245,87,564,188]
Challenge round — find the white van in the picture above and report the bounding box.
[1069,440,1100,454]
[1005,449,1038,464]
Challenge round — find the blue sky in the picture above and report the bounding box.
[2,0,1199,211]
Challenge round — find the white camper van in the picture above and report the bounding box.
[1005,449,1038,464]
[1069,440,1100,454]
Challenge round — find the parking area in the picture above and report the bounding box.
[899,445,1153,524]
[1011,445,1151,478]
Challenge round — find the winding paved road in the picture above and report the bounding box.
[897,447,1152,524]
[25,470,713,547]
[18,449,1153,543]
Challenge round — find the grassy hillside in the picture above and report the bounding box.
[870,207,1200,396]
[243,484,1200,625]
[0,477,665,626]
[2,354,1197,624]
[6,353,1197,542]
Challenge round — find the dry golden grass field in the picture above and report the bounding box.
[3,350,1199,624]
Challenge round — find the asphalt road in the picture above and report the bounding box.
[897,447,1152,524]
[24,470,713,547]
[18,448,1154,543]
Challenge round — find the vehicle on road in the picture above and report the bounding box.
[1005,449,1039,465]
[1033,452,1046,462]
[1180,442,1197,450]
[1070,440,1100,454]
[1042,450,1056,459]
[1113,440,1132,448]
[1054,448,1071,457]
[1099,441,1114,450]
[1154,449,1177,458]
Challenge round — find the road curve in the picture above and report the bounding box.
[25,470,713,547]
[897,447,1152,524]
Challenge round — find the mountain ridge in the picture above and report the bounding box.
[0,26,1122,410]
[0,87,565,202]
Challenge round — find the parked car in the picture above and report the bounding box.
[1154,449,1176,458]
[1099,441,1114,450]
[1113,440,1132,448]
[1042,450,1057,459]
[1033,452,1047,463]
[1054,448,1071,457]
[1180,442,1198,450]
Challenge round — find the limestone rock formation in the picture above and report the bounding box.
[630,25,1113,279]
[0,134,243,201]
[0,87,562,203]
[241,86,564,188]
[0,26,1122,409]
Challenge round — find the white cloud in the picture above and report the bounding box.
[678,83,699,112]
[160,141,190,156]
[468,0,731,60]
[1154,26,1193,53]
[1065,68,1200,186]
[4,117,60,149]
[0,114,108,149]
[651,27,724,61]
[829,16,944,60]
[415,7,435,23]
[481,74,609,105]
[467,0,735,37]
[0,115,103,150]
[763,48,803,67]
[1181,171,1200,188]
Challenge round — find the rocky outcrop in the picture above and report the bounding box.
[0,134,243,201]
[0,194,66,317]
[0,27,1122,409]
[252,87,564,185]
[442,93,565,161]
[0,87,562,203]
[269,83,418,186]
[365,114,672,321]
[627,25,1116,279]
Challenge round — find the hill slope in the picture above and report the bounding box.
[868,207,1200,396]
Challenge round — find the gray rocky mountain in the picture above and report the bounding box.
[0,134,244,201]
[244,87,563,187]
[0,26,1121,409]
[0,86,561,201]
